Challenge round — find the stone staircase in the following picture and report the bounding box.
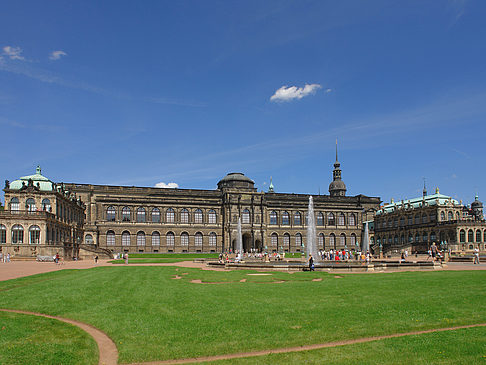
[79,244,114,259]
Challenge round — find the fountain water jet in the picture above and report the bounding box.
[236,217,243,261]
[306,196,319,261]
[362,221,370,253]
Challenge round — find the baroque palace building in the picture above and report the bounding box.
[1,151,381,257]
[373,186,485,254]
[0,167,85,258]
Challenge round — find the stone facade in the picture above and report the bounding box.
[0,168,85,259]
[373,188,486,254]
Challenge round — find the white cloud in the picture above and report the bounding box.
[270,83,322,102]
[2,46,24,60]
[325,88,332,93]
[49,50,67,60]
[154,182,179,189]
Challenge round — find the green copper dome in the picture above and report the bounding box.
[8,166,54,191]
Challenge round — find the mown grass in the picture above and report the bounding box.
[205,326,486,364]
[108,258,192,264]
[0,267,484,363]
[0,311,97,365]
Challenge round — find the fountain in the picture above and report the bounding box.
[236,217,243,261]
[362,221,370,253]
[306,196,319,261]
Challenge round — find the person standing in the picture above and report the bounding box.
[6,253,10,263]
[473,248,480,264]
[94,255,98,265]
[308,254,315,271]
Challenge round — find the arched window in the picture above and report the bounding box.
[10,197,20,212]
[137,231,145,246]
[317,212,324,226]
[0,224,6,244]
[29,225,40,244]
[388,236,392,244]
[209,232,217,246]
[152,208,160,223]
[122,231,131,246]
[180,209,189,223]
[415,233,420,242]
[242,209,250,224]
[195,232,203,246]
[106,231,115,246]
[12,224,24,243]
[469,244,474,250]
[422,232,428,243]
[484,230,486,243]
[328,213,335,226]
[42,198,51,211]
[166,232,175,246]
[152,231,160,246]
[448,212,453,221]
[387,219,392,228]
[122,207,131,222]
[338,213,345,226]
[294,212,302,225]
[295,233,302,247]
[394,235,398,244]
[476,230,481,242]
[440,212,445,221]
[400,217,405,226]
[394,218,398,227]
[166,208,175,223]
[208,210,217,224]
[430,231,436,242]
[85,234,94,244]
[349,214,356,226]
[329,233,336,249]
[408,216,413,225]
[26,198,36,212]
[468,229,474,242]
[270,211,277,225]
[408,234,413,243]
[181,232,189,246]
[460,230,466,243]
[340,233,346,247]
[414,215,420,224]
[376,237,381,245]
[194,209,203,224]
[271,233,278,246]
[422,214,428,223]
[318,233,324,249]
[283,233,290,250]
[456,212,461,220]
[400,235,405,244]
[137,208,146,223]
[282,212,290,225]
[106,206,116,221]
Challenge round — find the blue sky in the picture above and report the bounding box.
[1,0,485,206]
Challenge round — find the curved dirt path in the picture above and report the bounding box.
[128,323,486,365]
[0,308,118,365]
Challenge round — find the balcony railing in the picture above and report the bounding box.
[0,210,56,219]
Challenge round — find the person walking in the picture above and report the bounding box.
[94,255,98,265]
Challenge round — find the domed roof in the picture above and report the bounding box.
[329,180,346,191]
[8,166,54,191]
[217,172,255,190]
[471,194,483,208]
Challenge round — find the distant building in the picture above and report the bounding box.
[1,149,381,258]
[0,167,85,258]
[373,186,485,254]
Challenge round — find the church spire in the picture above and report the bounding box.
[423,178,427,197]
[329,139,346,197]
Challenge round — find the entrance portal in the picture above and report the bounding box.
[243,233,252,253]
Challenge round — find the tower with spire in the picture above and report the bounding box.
[329,139,347,197]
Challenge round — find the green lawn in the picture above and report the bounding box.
[127,253,219,258]
[108,258,194,264]
[0,268,484,364]
[0,311,98,365]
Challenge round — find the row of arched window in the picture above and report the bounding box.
[9,197,82,224]
[269,211,356,227]
[459,229,486,243]
[99,231,218,246]
[10,197,51,212]
[0,224,40,244]
[106,206,217,224]
[377,211,463,230]
[269,232,357,249]
[376,231,438,245]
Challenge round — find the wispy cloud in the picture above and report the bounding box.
[49,50,67,60]
[270,83,322,102]
[447,0,467,25]
[2,46,24,60]
[154,182,179,188]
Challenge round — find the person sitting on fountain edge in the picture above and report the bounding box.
[308,254,315,271]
